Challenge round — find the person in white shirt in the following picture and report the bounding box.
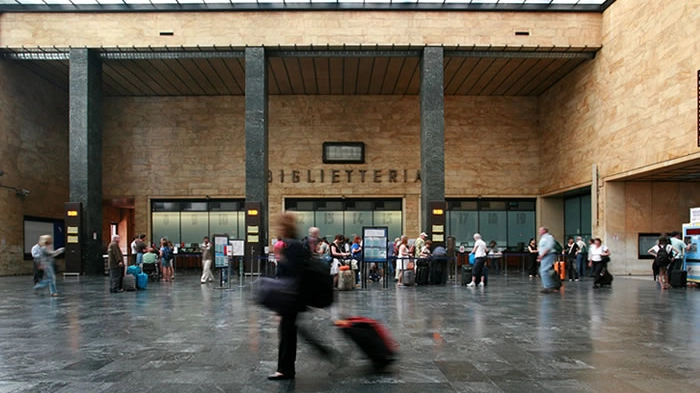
[466,233,488,288]
[31,239,43,285]
[575,236,587,279]
[130,236,139,266]
[669,231,690,271]
[589,238,611,289]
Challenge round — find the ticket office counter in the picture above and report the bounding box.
[174,253,202,269]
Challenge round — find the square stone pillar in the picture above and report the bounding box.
[420,47,446,231]
[245,47,268,256]
[69,48,103,275]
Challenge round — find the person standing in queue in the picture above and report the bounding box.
[200,236,214,284]
[268,212,309,381]
[466,233,487,288]
[108,235,124,293]
[537,227,558,293]
[135,234,147,266]
[575,236,587,279]
[565,237,579,282]
[396,235,410,286]
[159,238,173,282]
[527,238,538,279]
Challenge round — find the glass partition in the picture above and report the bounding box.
[479,211,507,246]
[285,199,403,242]
[564,194,592,241]
[209,211,242,239]
[151,200,244,247]
[447,199,535,250]
[507,211,535,251]
[152,212,181,245]
[447,211,478,247]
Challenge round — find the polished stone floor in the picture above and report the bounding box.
[0,271,698,393]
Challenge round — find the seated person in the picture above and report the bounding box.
[142,247,158,264]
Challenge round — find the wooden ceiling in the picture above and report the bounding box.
[13,48,596,97]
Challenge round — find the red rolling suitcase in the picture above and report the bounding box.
[335,317,398,371]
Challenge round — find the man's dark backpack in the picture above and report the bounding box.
[654,245,673,268]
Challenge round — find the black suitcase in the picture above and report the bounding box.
[430,258,446,285]
[336,317,397,371]
[669,270,687,288]
[550,269,562,289]
[122,274,136,292]
[461,265,472,285]
[416,264,430,285]
[599,268,613,287]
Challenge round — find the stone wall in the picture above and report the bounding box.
[539,0,700,194]
[0,11,601,49]
[104,95,539,239]
[538,0,700,271]
[0,60,69,276]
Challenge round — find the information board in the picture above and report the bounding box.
[362,227,388,263]
[230,239,245,257]
[214,234,229,268]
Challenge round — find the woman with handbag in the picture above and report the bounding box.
[330,234,349,288]
[588,238,611,289]
[396,236,410,286]
[268,213,308,381]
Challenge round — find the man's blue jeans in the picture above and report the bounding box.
[539,253,556,289]
[576,253,587,278]
[34,263,57,295]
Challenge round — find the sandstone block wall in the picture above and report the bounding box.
[0,11,601,49]
[537,0,700,272]
[104,95,540,240]
[539,0,700,194]
[0,60,69,276]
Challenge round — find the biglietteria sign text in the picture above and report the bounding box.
[268,169,421,183]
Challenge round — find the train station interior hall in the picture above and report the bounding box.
[1,0,700,392]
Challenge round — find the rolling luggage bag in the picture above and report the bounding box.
[669,270,686,288]
[430,258,446,285]
[137,272,148,290]
[335,317,398,371]
[402,270,415,286]
[122,274,136,292]
[416,260,430,285]
[550,268,562,290]
[461,265,472,286]
[126,265,141,279]
[338,269,355,291]
[553,261,566,280]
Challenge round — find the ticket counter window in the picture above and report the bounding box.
[447,199,535,251]
[151,200,245,245]
[286,199,402,241]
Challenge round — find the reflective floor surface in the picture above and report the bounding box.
[0,271,698,393]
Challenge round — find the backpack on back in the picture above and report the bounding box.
[655,245,673,267]
[553,240,563,254]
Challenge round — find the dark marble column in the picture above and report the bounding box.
[420,46,446,230]
[245,47,269,251]
[69,49,103,275]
